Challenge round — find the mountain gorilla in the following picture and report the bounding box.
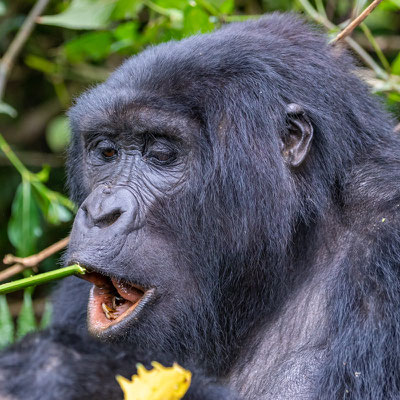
[1,12,400,400]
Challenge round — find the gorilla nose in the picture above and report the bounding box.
[83,203,122,228]
[79,185,137,231]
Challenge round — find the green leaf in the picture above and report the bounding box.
[0,102,17,118]
[38,0,116,30]
[113,21,138,41]
[219,0,234,14]
[154,0,188,9]
[111,22,138,52]
[0,296,14,349]
[8,182,42,257]
[183,7,214,34]
[112,0,143,19]
[65,31,113,63]
[25,55,58,75]
[35,165,51,183]
[16,290,36,339]
[48,202,73,224]
[31,182,74,225]
[392,52,400,75]
[45,115,71,153]
[40,300,53,330]
[381,0,400,10]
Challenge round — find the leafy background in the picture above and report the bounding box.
[0,0,399,347]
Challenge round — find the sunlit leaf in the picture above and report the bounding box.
[0,296,14,349]
[38,0,116,30]
[116,362,191,400]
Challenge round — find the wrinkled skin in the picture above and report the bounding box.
[1,13,400,400]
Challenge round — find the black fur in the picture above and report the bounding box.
[1,13,400,400]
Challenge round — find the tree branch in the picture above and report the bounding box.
[332,0,383,43]
[0,0,50,100]
[0,237,69,283]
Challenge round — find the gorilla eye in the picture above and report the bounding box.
[101,148,117,159]
[144,139,177,166]
[94,141,118,162]
[148,150,176,164]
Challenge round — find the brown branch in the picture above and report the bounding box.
[0,237,69,283]
[332,0,384,43]
[0,0,50,100]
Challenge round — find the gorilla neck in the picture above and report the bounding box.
[227,209,350,399]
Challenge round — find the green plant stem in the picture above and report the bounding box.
[315,0,327,18]
[0,133,29,177]
[360,23,391,73]
[142,0,177,18]
[0,265,86,295]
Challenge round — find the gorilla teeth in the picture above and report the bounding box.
[112,295,125,309]
[102,302,117,320]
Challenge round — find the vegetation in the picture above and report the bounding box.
[0,0,399,348]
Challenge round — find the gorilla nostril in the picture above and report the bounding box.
[95,211,122,228]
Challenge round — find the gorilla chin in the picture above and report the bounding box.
[79,267,156,337]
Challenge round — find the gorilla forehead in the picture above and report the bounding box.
[69,13,332,131]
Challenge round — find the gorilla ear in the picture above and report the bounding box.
[280,103,313,167]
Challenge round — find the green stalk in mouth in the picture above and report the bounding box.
[0,264,86,295]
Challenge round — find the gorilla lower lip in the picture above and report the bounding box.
[82,271,148,331]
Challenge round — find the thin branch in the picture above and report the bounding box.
[0,264,25,283]
[0,0,50,100]
[0,237,69,283]
[298,0,388,80]
[3,237,69,267]
[332,0,383,43]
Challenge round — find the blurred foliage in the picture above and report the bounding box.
[0,0,399,345]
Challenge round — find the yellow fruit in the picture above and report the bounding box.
[116,362,192,400]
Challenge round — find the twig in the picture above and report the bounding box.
[0,237,69,282]
[332,0,383,43]
[0,264,26,283]
[0,0,50,100]
[298,0,388,80]
[3,237,69,267]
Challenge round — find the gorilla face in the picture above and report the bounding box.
[66,104,202,340]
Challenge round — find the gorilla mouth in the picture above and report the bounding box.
[81,270,154,333]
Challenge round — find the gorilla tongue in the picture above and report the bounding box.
[111,278,144,306]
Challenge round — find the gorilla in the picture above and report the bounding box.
[1,12,400,400]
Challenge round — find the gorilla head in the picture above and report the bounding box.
[64,13,400,385]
